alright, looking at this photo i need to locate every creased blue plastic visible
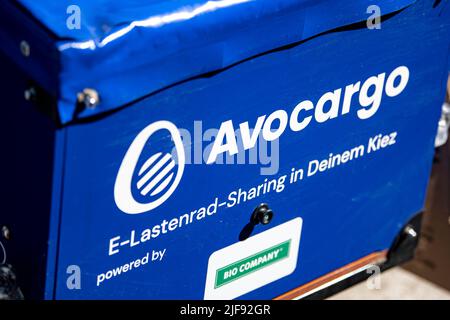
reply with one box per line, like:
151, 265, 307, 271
16, 0, 417, 123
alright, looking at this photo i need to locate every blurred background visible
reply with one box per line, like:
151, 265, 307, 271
332, 78, 450, 300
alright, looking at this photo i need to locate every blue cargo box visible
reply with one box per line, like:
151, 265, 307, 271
0, 0, 449, 299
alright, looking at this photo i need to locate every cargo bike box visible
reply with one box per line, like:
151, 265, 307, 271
0, 0, 449, 299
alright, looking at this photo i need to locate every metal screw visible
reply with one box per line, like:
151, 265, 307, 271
251, 203, 274, 226
24, 87, 37, 102
404, 225, 418, 239
20, 41, 30, 57
77, 88, 100, 110
1, 226, 11, 240
261, 212, 273, 225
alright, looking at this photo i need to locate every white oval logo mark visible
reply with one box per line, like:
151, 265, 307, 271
114, 121, 185, 214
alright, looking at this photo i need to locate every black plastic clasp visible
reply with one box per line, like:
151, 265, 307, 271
239, 203, 274, 241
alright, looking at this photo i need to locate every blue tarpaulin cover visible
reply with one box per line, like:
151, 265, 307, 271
4, 0, 419, 123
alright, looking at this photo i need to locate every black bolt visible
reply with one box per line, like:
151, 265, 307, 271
251, 203, 274, 226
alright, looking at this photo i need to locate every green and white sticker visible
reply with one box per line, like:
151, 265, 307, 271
204, 217, 302, 300
215, 240, 291, 288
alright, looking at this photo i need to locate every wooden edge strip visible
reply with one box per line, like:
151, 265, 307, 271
274, 250, 388, 300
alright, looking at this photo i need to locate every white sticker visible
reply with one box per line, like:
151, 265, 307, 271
204, 217, 302, 300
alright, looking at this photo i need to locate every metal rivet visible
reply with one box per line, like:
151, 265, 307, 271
24, 87, 37, 101
77, 88, 100, 110
251, 203, 274, 226
404, 225, 418, 239
1, 226, 11, 240
261, 212, 273, 225
20, 40, 30, 57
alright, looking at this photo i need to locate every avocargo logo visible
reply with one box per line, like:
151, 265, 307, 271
114, 66, 410, 215
114, 121, 185, 214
